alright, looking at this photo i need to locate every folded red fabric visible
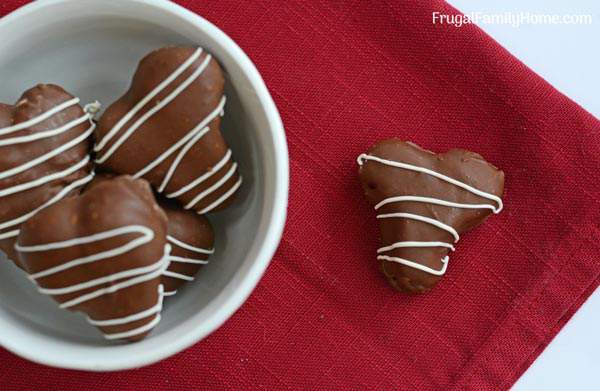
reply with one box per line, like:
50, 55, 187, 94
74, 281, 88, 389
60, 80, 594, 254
1, 1, 599, 390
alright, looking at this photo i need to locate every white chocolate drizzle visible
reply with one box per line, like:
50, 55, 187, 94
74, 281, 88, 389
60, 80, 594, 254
0, 98, 95, 240
94, 47, 241, 213
16, 225, 170, 340
0, 98, 81, 136
167, 235, 214, 255
197, 176, 243, 214
163, 270, 195, 282
168, 255, 209, 265
163, 235, 214, 285
357, 153, 503, 276
87, 284, 165, 341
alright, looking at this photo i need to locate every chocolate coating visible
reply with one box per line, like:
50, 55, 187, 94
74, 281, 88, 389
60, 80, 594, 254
17, 176, 168, 342
358, 139, 504, 293
0, 85, 92, 267
90, 174, 214, 293
160, 198, 214, 294
95, 46, 241, 214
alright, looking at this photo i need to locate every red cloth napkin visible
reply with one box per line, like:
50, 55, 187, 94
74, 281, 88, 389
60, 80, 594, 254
1, 1, 599, 390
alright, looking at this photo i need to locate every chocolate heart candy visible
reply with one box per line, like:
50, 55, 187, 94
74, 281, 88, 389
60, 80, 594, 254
160, 199, 214, 297
358, 139, 504, 293
0, 85, 94, 266
16, 176, 169, 342
94, 46, 242, 215
87, 174, 215, 296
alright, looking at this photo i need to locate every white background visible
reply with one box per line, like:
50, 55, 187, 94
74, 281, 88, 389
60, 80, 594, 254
446, 0, 600, 389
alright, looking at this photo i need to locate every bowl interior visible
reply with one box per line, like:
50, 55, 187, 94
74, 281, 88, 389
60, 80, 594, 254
0, 0, 284, 370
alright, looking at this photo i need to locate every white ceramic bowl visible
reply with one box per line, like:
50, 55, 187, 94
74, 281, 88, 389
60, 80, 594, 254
0, 0, 288, 371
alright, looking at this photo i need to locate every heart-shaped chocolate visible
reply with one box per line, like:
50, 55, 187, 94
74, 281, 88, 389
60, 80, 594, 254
0, 84, 94, 266
160, 199, 214, 297
358, 139, 504, 294
94, 46, 242, 215
16, 176, 169, 342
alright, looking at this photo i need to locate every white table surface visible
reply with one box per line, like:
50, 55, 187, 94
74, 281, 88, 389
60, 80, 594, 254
446, 1, 600, 389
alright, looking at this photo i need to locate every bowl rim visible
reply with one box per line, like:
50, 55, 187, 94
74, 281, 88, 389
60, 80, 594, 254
0, 0, 289, 371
